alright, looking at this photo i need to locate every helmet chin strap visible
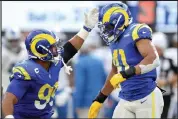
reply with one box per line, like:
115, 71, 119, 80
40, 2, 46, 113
61, 58, 73, 75
50, 55, 73, 75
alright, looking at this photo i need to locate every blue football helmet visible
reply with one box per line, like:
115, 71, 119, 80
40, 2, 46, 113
25, 29, 63, 63
98, 2, 132, 44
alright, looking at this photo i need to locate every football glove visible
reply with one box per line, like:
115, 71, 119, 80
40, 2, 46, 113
110, 73, 126, 89
84, 8, 99, 30
88, 101, 103, 118
110, 66, 136, 88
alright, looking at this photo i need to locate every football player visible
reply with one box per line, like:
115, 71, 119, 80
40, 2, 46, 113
2, 28, 28, 93
88, 3, 164, 118
2, 8, 98, 119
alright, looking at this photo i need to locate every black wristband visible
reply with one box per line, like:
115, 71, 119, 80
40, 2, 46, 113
63, 42, 78, 63
93, 91, 108, 103
120, 66, 136, 79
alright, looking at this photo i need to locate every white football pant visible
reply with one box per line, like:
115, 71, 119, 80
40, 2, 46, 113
112, 87, 164, 118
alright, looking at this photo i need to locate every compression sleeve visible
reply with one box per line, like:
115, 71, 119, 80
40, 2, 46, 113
62, 42, 78, 63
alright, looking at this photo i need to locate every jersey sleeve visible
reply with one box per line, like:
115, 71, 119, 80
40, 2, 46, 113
7, 72, 31, 100
132, 23, 153, 42
9, 66, 31, 81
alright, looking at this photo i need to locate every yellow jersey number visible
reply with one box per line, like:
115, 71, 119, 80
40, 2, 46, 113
112, 49, 129, 71
34, 82, 58, 110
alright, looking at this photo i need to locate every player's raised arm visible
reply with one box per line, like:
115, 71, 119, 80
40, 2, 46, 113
61, 8, 99, 63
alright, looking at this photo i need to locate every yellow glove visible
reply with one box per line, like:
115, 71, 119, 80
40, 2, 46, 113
88, 101, 103, 118
110, 73, 126, 88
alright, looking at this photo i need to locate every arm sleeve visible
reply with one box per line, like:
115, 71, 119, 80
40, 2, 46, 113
132, 24, 152, 43
74, 61, 86, 108
62, 42, 78, 63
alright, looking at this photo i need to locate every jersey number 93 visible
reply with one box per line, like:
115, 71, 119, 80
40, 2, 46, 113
34, 82, 58, 110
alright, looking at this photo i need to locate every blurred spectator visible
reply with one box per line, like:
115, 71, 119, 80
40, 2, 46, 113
103, 88, 120, 118
72, 31, 107, 118
2, 28, 28, 93
167, 33, 178, 118
172, 33, 178, 48
126, 1, 139, 23
152, 32, 177, 118
54, 67, 73, 118
152, 32, 170, 118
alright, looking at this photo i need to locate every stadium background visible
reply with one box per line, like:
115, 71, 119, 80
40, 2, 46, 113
1, 1, 177, 118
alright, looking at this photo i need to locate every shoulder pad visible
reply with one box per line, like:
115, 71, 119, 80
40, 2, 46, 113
10, 60, 36, 81
132, 23, 152, 41
11, 66, 31, 80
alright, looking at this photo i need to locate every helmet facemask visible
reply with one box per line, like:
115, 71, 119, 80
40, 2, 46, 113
98, 22, 115, 44
48, 41, 64, 64
98, 18, 126, 45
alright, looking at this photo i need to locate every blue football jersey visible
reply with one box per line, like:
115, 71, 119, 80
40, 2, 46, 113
109, 23, 157, 101
7, 59, 63, 118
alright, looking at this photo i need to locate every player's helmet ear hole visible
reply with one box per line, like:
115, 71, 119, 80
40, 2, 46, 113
34, 38, 51, 55
36, 45, 48, 54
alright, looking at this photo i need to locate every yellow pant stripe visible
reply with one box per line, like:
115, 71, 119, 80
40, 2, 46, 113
151, 91, 155, 118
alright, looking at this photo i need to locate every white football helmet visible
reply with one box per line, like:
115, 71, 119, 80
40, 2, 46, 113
4, 28, 22, 53
152, 32, 168, 51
